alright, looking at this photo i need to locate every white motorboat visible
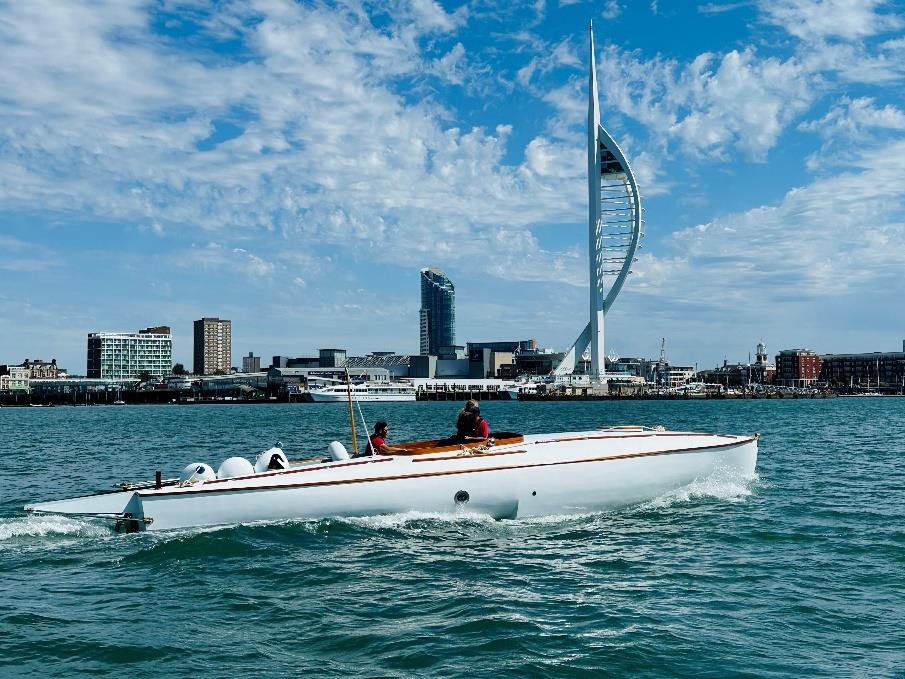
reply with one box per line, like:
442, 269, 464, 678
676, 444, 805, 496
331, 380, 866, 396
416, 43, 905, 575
503, 383, 538, 399
24, 426, 758, 532
309, 381, 416, 402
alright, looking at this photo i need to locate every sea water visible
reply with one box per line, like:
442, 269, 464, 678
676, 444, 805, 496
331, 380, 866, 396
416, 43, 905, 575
1, 399, 903, 677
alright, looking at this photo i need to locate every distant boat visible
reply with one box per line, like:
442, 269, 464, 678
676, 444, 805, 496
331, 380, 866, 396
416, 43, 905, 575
309, 382, 415, 402
503, 383, 537, 399
113, 400, 127, 405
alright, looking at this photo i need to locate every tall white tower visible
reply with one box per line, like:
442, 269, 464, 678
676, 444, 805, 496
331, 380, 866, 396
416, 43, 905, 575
555, 23, 643, 380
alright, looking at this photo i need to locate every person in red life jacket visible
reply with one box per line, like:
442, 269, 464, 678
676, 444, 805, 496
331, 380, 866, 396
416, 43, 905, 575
470, 405, 490, 440
364, 421, 403, 455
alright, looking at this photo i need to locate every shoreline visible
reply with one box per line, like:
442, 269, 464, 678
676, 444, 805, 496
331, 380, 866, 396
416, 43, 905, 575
4, 392, 904, 408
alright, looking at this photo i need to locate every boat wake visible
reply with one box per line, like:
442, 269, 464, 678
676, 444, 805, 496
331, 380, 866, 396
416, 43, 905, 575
0, 514, 109, 544
641, 467, 760, 510
337, 510, 500, 530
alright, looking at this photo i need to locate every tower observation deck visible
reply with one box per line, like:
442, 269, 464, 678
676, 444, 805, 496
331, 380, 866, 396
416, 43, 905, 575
555, 23, 644, 380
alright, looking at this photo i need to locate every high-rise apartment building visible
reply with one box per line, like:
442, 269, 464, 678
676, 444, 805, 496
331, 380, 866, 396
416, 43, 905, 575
419, 268, 455, 355
87, 326, 172, 379
193, 317, 232, 375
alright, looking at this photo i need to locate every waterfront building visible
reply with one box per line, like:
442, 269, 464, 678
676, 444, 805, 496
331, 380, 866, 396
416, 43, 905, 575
467, 340, 537, 354
665, 365, 695, 388
199, 372, 268, 395
468, 347, 515, 379
344, 353, 411, 379
438, 345, 465, 360
775, 349, 822, 387
0, 365, 30, 391
750, 341, 776, 384
516, 349, 566, 376
271, 355, 320, 369
1, 359, 61, 381
556, 24, 643, 381
86, 327, 172, 379
819, 351, 905, 389
30, 377, 138, 394
242, 352, 261, 373
21, 358, 61, 379
193, 317, 231, 375
267, 366, 390, 392
318, 348, 347, 368
419, 268, 455, 355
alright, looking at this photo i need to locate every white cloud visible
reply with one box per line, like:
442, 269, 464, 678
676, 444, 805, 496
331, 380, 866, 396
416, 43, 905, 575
798, 40, 905, 84
392, 0, 468, 35
0, 0, 600, 289
799, 97, 905, 170
632, 138, 905, 311
697, 2, 749, 13
758, 0, 903, 42
601, 1, 621, 20
800, 96, 905, 139
597, 46, 816, 160
516, 38, 581, 88
428, 42, 469, 85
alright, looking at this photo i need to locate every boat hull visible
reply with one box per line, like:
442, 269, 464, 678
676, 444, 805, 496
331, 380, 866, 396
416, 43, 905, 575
26, 430, 757, 531
308, 392, 416, 402
140, 432, 757, 530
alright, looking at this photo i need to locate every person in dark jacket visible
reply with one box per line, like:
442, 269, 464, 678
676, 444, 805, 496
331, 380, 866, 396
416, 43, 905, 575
455, 400, 489, 441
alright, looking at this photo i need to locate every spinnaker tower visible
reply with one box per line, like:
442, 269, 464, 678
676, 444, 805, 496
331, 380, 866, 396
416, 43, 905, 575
555, 22, 643, 381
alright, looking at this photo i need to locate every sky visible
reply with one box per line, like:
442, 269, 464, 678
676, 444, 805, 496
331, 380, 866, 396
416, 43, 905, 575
1, 0, 904, 373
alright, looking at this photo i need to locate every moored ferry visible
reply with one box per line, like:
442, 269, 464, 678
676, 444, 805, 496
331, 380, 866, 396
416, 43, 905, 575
309, 381, 416, 402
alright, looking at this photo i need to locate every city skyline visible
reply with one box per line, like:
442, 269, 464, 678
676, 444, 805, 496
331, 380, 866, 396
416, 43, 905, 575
1, 1, 904, 372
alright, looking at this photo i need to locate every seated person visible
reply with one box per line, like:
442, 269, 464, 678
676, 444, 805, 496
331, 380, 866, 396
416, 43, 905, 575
455, 401, 490, 441
363, 421, 403, 455
455, 399, 479, 440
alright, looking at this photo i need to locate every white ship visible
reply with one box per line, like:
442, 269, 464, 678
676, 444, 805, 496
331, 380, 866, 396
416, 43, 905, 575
24, 427, 758, 532
308, 381, 416, 402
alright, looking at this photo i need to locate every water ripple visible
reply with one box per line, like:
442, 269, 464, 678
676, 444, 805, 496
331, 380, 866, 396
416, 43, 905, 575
2, 400, 904, 676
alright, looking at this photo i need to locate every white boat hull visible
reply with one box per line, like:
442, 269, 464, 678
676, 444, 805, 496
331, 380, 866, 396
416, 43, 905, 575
308, 392, 416, 402
25, 429, 757, 531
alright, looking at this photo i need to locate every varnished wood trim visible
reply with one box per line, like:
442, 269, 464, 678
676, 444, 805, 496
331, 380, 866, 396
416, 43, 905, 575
393, 435, 525, 455
142, 437, 756, 499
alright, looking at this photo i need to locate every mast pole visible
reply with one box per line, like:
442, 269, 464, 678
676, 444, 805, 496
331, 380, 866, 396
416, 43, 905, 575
345, 368, 358, 455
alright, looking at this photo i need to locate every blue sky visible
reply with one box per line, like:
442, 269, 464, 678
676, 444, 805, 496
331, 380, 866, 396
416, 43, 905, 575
1, 0, 904, 373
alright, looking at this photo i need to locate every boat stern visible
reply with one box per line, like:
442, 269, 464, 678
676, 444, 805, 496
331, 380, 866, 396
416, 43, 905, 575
24, 490, 150, 531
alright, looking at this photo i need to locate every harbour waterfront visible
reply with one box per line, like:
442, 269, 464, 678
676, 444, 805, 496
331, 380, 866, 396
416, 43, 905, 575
1, 400, 903, 677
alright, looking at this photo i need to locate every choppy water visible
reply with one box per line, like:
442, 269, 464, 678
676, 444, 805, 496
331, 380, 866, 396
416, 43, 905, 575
1, 399, 903, 677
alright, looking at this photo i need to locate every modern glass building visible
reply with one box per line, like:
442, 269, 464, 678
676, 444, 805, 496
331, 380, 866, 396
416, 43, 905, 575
420, 268, 455, 356
87, 327, 173, 379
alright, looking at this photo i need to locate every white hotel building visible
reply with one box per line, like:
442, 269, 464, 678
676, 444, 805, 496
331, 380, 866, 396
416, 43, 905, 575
87, 327, 173, 379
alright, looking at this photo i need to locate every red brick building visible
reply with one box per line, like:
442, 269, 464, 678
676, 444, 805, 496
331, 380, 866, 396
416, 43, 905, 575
775, 349, 822, 387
